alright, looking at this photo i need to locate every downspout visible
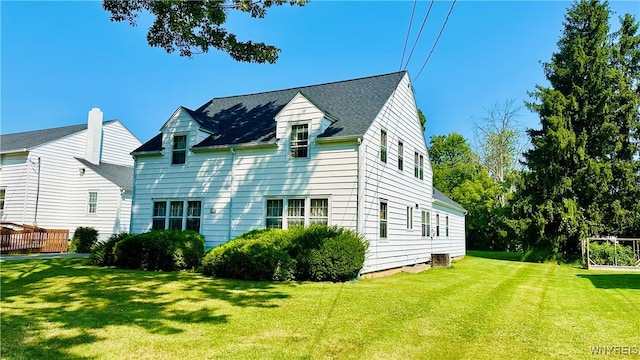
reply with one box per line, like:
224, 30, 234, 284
228, 148, 235, 241
129, 158, 138, 233
356, 137, 362, 234
34, 157, 41, 226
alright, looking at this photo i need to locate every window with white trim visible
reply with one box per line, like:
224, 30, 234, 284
436, 213, 440, 237
152, 200, 202, 232
398, 141, 404, 170
290, 124, 309, 158
287, 199, 305, 227
0, 188, 6, 211
414, 152, 424, 180
172, 135, 187, 165
406, 206, 413, 230
380, 130, 387, 163
310, 199, 329, 225
422, 210, 430, 237
446, 216, 449, 237
265, 197, 329, 229
266, 199, 284, 229
380, 201, 388, 239
87, 191, 98, 214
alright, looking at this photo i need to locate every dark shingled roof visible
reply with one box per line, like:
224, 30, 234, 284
75, 157, 134, 191
0, 120, 118, 154
136, 71, 407, 151
433, 188, 467, 213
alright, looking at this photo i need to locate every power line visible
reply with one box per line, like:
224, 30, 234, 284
402, 0, 435, 71
415, 0, 457, 81
399, 0, 418, 71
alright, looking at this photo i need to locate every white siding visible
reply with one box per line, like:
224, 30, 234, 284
431, 205, 466, 258
360, 73, 435, 273
0, 121, 141, 242
132, 96, 359, 249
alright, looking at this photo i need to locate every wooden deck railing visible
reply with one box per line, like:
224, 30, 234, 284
1, 223, 69, 254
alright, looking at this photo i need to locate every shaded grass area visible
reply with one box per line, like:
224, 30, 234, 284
1, 255, 639, 359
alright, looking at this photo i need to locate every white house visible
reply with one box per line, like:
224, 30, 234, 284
0, 108, 142, 241
130, 71, 465, 274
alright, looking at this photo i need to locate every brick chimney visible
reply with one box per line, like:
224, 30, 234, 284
85, 108, 103, 165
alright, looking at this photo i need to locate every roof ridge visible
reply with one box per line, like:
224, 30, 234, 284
195, 71, 407, 110
1, 119, 118, 137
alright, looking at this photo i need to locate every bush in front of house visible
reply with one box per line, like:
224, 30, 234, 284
89, 230, 205, 271
69, 226, 99, 253
287, 225, 369, 282
89, 232, 132, 266
589, 242, 637, 266
202, 229, 295, 281
202, 225, 368, 282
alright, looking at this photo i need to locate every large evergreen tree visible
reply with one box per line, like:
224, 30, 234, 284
521, 0, 640, 256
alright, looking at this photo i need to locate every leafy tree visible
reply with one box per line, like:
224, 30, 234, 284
473, 99, 524, 206
103, 0, 308, 63
429, 133, 507, 250
520, 0, 640, 257
418, 109, 427, 132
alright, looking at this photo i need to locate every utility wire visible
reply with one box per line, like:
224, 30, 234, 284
415, 0, 457, 81
399, 0, 418, 71
402, 0, 435, 71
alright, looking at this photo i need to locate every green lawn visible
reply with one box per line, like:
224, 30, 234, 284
1, 254, 638, 359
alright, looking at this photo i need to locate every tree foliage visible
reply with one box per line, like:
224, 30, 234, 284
429, 133, 513, 250
473, 100, 524, 207
519, 0, 640, 257
102, 0, 308, 63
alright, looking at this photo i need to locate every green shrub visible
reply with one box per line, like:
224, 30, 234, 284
287, 225, 368, 282
69, 227, 99, 253
89, 232, 132, 266
202, 229, 295, 281
202, 225, 368, 282
589, 242, 637, 266
113, 230, 205, 271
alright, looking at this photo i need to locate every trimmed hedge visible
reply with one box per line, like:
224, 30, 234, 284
202, 225, 369, 282
69, 227, 99, 253
89, 230, 205, 271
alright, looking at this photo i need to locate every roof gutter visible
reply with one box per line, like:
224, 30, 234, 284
0, 149, 30, 156
433, 200, 468, 215
191, 142, 277, 153
315, 135, 361, 144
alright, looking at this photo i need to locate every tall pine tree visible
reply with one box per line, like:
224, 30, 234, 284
521, 0, 640, 256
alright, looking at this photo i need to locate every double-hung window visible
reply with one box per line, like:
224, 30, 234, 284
414, 152, 424, 180
87, 191, 98, 214
422, 210, 430, 237
0, 188, 5, 211
380, 130, 387, 163
290, 124, 309, 158
406, 206, 413, 230
398, 141, 404, 170
152, 200, 202, 232
436, 213, 440, 237
172, 135, 187, 165
310, 199, 329, 225
265, 197, 328, 229
380, 201, 388, 239
446, 216, 449, 237
287, 199, 305, 227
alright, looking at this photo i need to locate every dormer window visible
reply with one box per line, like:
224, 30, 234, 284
290, 124, 309, 158
172, 135, 187, 165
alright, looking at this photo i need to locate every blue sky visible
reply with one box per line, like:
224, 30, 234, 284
2, 1, 639, 147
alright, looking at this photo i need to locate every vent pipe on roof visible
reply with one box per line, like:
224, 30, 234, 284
85, 108, 103, 165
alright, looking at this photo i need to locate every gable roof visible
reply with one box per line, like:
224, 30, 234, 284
0, 120, 117, 154
75, 157, 134, 191
135, 71, 407, 152
433, 188, 467, 214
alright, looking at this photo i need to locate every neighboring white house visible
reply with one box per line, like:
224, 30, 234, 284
0, 108, 142, 241
130, 71, 466, 274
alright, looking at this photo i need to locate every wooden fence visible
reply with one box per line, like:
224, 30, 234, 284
0, 223, 69, 254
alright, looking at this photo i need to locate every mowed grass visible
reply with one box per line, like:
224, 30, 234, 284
1, 253, 639, 360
